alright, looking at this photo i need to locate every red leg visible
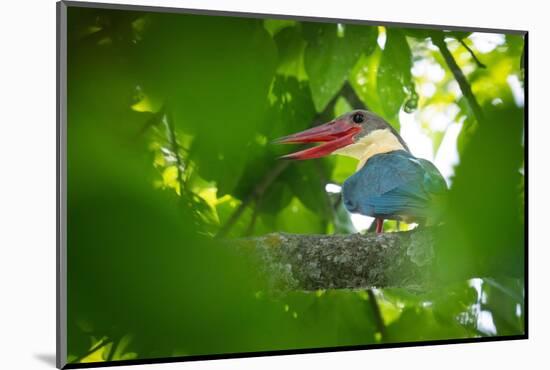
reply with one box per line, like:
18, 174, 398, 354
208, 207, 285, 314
375, 218, 384, 233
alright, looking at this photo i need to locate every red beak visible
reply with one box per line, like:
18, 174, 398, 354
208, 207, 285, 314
274, 119, 362, 160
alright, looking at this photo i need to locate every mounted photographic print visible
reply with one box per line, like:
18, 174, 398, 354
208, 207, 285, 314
57, 1, 527, 368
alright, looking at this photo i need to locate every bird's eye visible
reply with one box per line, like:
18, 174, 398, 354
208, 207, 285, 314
352, 113, 365, 124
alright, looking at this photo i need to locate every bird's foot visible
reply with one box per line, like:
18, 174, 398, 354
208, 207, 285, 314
375, 218, 384, 233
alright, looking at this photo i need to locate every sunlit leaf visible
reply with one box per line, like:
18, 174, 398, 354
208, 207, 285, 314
304, 23, 377, 112
377, 29, 414, 119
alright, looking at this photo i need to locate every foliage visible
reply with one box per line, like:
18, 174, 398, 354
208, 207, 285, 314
66, 7, 525, 364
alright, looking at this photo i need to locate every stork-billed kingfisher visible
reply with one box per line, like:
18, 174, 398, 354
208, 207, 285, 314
275, 110, 447, 233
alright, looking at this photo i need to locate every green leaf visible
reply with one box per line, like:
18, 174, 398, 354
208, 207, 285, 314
264, 19, 297, 36
334, 96, 353, 117
262, 75, 318, 152
274, 25, 308, 80
385, 308, 467, 342
481, 278, 524, 335
260, 197, 325, 234
349, 49, 385, 122
377, 29, 413, 119
402, 28, 432, 40
438, 104, 524, 281
260, 179, 294, 215
284, 161, 330, 217
304, 23, 377, 112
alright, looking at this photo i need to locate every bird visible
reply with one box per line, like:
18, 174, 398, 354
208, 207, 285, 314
275, 109, 447, 233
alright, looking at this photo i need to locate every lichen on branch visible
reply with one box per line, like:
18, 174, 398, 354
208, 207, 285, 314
235, 228, 436, 292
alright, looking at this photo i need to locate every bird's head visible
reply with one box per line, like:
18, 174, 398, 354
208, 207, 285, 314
275, 110, 409, 169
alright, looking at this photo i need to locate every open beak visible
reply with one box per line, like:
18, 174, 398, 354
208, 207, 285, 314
274, 119, 362, 160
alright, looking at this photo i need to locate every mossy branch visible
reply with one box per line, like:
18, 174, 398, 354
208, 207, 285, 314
235, 228, 435, 291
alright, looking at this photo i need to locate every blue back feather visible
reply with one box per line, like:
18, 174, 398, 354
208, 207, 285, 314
342, 150, 447, 221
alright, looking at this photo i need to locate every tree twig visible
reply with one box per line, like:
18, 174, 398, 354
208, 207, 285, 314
432, 34, 485, 124
459, 39, 487, 69
163, 109, 186, 195
134, 109, 163, 139
341, 81, 369, 110
244, 197, 261, 237
216, 160, 289, 238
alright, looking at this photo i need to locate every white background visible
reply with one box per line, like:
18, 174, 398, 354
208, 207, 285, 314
0, 0, 547, 369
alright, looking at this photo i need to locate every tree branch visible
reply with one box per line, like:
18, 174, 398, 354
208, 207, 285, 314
164, 109, 186, 195
459, 39, 487, 69
432, 34, 485, 124
244, 197, 261, 237
236, 228, 435, 291
216, 160, 289, 238
341, 81, 368, 110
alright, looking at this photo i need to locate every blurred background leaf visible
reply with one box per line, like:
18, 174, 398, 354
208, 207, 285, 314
377, 29, 417, 126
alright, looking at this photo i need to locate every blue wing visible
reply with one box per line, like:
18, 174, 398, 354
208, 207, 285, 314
342, 150, 447, 221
